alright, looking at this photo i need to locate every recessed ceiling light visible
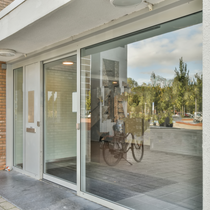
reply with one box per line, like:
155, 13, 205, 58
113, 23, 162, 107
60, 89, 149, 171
63, 61, 74, 65
0, 49, 16, 57
110, 0, 142, 7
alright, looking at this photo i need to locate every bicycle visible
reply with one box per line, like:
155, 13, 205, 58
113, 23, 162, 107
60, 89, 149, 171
100, 123, 144, 166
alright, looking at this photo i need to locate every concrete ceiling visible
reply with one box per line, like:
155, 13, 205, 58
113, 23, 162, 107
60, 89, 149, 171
0, 0, 166, 62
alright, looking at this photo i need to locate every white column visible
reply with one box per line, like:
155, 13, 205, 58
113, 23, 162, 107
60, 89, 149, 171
203, 1, 210, 209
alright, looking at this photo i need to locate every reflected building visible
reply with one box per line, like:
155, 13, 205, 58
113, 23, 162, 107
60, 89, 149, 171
81, 55, 91, 116
84, 47, 128, 163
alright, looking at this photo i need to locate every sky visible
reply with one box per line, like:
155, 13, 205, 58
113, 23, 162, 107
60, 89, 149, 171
127, 23, 202, 86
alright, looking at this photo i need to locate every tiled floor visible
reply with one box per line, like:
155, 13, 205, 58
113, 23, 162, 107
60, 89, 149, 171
87, 143, 201, 210
1, 139, 202, 210
43, 144, 202, 210
0, 196, 20, 210
0, 171, 110, 210
100, 145, 202, 210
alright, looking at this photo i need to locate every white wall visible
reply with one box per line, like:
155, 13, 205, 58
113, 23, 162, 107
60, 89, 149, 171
203, 0, 210, 209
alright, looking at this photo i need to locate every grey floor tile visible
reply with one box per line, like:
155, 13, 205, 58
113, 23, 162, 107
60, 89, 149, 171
0, 143, 203, 210
0, 171, 108, 210
134, 195, 177, 209
131, 201, 164, 210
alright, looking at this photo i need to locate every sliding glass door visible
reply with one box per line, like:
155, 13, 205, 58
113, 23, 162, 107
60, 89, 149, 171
43, 55, 77, 184
80, 12, 203, 210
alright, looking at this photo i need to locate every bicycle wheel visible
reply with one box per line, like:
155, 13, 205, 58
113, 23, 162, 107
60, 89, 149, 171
132, 141, 144, 162
103, 141, 122, 166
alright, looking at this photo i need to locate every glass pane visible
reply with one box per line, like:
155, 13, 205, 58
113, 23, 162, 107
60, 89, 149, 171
44, 55, 77, 184
28, 91, 34, 123
14, 67, 23, 169
81, 13, 202, 209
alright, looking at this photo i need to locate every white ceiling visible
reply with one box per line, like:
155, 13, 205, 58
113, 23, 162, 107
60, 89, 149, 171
0, 0, 166, 62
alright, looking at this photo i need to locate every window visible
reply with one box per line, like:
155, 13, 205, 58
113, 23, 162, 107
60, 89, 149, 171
81, 12, 203, 210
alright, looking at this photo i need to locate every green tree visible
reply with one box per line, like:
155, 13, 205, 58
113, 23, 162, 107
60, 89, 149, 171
172, 57, 189, 115
127, 83, 153, 119
127, 77, 138, 90
194, 73, 203, 112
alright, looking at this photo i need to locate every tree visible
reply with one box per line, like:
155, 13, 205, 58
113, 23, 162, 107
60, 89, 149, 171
194, 73, 203, 112
127, 77, 138, 89
126, 57, 202, 124
172, 57, 189, 115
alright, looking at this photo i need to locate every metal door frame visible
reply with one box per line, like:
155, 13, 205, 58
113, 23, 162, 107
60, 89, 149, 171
42, 52, 77, 191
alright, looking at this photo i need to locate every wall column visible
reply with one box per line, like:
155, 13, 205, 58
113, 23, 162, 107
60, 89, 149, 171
203, 1, 210, 209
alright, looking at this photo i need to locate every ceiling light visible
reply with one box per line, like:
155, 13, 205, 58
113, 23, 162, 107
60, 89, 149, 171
110, 0, 142, 7
62, 61, 74, 65
113, 81, 118, 84
0, 49, 16, 57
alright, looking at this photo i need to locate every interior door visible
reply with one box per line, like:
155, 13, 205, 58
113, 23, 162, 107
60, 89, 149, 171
25, 63, 41, 176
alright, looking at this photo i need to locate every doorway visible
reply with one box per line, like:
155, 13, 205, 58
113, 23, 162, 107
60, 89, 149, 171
43, 55, 77, 188
13, 63, 41, 178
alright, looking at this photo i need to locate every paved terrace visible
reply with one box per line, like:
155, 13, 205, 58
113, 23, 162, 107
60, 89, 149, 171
0, 143, 202, 210
44, 144, 202, 210
0, 171, 109, 210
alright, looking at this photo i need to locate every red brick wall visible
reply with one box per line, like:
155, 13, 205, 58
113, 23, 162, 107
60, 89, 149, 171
0, 62, 6, 170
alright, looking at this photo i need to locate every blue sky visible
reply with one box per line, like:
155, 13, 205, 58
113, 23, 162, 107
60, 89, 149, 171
127, 23, 202, 85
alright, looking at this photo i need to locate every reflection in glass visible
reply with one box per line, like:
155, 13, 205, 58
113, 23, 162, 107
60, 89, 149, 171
28, 91, 34, 123
14, 67, 23, 169
81, 13, 202, 210
44, 55, 77, 184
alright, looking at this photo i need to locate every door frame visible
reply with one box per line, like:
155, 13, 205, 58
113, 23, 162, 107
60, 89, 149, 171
12, 63, 43, 179
42, 52, 78, 191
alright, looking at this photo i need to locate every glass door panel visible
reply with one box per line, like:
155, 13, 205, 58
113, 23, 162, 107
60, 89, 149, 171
44, 55, 77, 184
14, 67, 23, 169
80, 13, 203, 210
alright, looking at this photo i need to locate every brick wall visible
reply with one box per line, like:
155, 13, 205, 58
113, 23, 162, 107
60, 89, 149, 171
0, 62, 6, 170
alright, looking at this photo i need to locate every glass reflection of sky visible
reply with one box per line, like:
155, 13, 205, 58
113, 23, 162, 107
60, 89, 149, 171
127, 23, 202, 85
